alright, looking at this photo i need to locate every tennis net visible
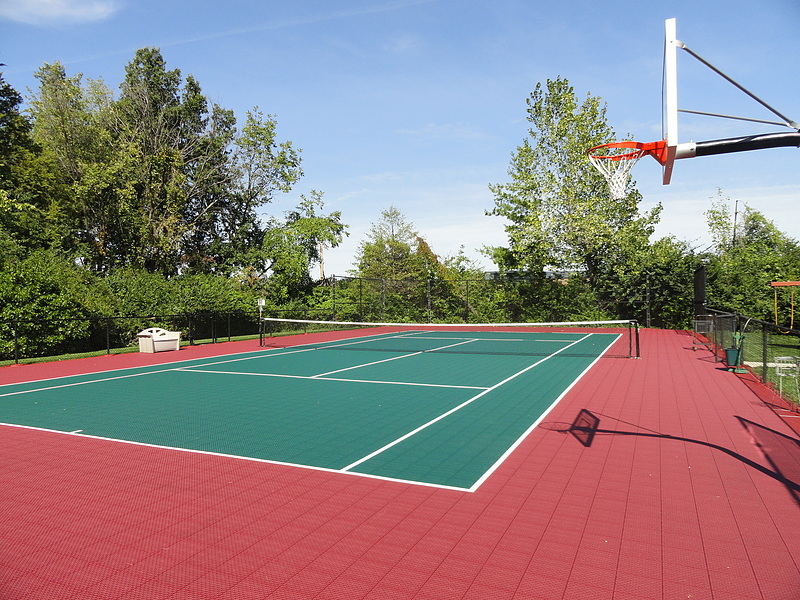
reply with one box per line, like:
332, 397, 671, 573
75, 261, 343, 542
259, 317, 640, 359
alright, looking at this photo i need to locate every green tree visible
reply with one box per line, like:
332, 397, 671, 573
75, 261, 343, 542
28, 62, 138, 269
207, 108, 304, 273
349, 206, 454, 321
0, 70, 61, 258
0, 71, 34, 186
115, 48, 239, 274
0, 250, 114, 358
353, 206, 426, 281
26, 50, 305, 276
487, 77, 660, 281
705, 194, 800, 319
593, 233, 696, 328
246, 191, 347, 302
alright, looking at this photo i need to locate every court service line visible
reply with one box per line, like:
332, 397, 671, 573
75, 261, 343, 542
189, 331, 427, 371
311, 338, 480, 378
340, 333, 592, 473
175, 368, 488, 390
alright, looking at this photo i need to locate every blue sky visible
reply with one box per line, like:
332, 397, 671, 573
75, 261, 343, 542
2, 0, 799, 275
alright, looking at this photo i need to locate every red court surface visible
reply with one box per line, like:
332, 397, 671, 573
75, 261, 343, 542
1, 328, 799, 599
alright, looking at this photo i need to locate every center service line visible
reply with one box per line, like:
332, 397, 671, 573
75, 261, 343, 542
340, 334, 591, 472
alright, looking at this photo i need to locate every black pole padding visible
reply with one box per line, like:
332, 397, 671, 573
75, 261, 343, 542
693, 264, 707, 319
694, 132, 800, 157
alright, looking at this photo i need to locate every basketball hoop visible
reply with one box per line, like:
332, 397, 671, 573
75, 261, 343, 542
587, 140, 668, 200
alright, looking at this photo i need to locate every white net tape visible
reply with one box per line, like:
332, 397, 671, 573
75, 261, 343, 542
588, 146, 645, 200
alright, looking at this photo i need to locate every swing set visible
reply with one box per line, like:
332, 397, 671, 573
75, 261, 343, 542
771, 281, 800, 332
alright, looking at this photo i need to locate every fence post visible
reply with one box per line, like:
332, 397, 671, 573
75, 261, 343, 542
761, 322, 769, 383
465, 280, 470, 322
106, 317, 112, 354
427, 279, 432, 323
12, 318, 19, 365
381, 279, 386, 320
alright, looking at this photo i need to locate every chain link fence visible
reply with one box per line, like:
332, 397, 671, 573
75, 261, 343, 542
0, 311, 263, 366
313, 274, 631, 324
697, 309, 800, 408
2, 274, 658, 366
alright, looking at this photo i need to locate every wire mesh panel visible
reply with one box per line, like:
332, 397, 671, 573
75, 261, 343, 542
711, 312, 738, 362
774, 356, 800, 398
692, 315, 714, 352
706, 309, 800, 407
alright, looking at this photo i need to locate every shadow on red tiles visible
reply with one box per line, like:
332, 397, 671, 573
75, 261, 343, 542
540, 409, 800, 508
738, 417, 800, 506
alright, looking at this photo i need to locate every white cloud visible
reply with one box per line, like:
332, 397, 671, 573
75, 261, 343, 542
0, 0, 120, 25
398, 122, 489, 141
382, 33, 424, 55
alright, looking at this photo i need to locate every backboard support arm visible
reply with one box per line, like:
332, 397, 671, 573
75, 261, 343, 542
676, 40, 800, 131
673, 132, 800, 160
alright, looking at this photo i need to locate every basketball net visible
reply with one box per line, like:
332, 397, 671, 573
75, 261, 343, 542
587, 143, 646, 200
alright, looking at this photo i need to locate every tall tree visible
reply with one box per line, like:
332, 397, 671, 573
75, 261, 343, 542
28, 62, 137, 268
704, 192, 800, 319
27, 50, 304, 276
0, 70, 55, 258
0, 71, 34, 185
353, 206, 428, 281
115, 48, 238, 274
487, 77, 660, 280
214, 108, 303, 271
245, 191, 347, 300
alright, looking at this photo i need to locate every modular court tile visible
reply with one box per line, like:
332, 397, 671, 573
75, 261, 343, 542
0, 328, 799, 599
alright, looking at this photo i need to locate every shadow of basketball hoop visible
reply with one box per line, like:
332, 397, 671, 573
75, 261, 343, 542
541, 408, 800, 507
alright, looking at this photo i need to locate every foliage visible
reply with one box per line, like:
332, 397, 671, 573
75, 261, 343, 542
5, 56, 800, 352
704, 193, 800, 321
250, 191, 347, 302
347, 206, 464, 321
22, 51, 305, 276
0, 251, 114, 356
0, 71, 35, 191
0, 71, 61, 256
354, 206, 423, 280
487, 77, 661, 280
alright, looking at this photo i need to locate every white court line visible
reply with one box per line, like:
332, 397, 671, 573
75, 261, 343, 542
340, 333, 592, 472
175, 368, 488, 390
0, 331, 434, 398
2, 332, 620, 493
0, 422, 470, 492
311, 338, 480, 378
0, 346, 326, 399
0, 345, 309, 390
408, 335, 580, 343
466, 333, 620, 492
0, 328, 588, 398
0, 368, 184, 399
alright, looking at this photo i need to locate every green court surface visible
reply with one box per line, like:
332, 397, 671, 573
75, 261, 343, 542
0, 329, 620, 491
